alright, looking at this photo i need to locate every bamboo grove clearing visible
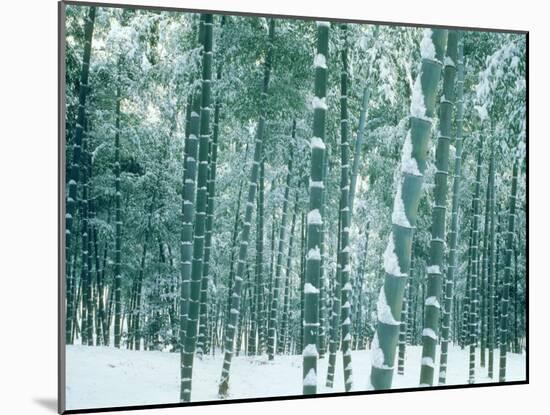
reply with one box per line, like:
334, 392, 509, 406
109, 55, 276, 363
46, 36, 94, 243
63, 4, 526, 408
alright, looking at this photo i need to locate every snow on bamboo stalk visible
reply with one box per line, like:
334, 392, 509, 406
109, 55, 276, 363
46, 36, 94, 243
218, 19, 275, 398
499, 161, 519, 382
469, 140, 483, 384
369, 28, 447, 391
66, 6, 96, 345
303, 21, 329, 395
438, 32, 465, 385
419, 30, 456, 387
181, 14, 213, 402
268, 142, 294, 360
338, 23, 353, 391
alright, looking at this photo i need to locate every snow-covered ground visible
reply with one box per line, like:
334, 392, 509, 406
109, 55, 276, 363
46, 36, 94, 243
65, 345, 526, 410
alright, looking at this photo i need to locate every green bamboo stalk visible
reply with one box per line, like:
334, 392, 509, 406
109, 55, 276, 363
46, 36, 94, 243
469, 140, 484, 384
181, 13, 214, 402
303, 21, 330, 395
113, 78, 123, 349
218, 19, 275, 398
281, 192, 298, 354
268, 134, 294, 359
487, 145, 496, 378
66, 6, 96, 345
499, 161, 519, 382
480, 141, 494, 369
79, 129, 91, 346
419, 29, 457, 387
256, 161, 266, 354
397, 279, 408, 374
353, 225, 369, 350
438, 32, 464, 384
318, 150, 330, 358
326, 194, 341, 388
338, 23, 353, 391
197, 17, 225, 358
369, 29, 447, 391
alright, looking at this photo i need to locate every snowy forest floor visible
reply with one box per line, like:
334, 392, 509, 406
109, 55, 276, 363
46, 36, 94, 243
66, 345, 526, 410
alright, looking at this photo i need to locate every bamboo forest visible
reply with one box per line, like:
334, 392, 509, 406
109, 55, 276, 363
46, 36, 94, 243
62, 3, 527, 410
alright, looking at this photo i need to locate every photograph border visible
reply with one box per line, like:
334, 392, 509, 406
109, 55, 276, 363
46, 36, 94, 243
58, 1, 529, 413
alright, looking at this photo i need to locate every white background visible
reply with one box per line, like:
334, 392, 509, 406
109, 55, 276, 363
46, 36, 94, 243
0, 0, 542, 414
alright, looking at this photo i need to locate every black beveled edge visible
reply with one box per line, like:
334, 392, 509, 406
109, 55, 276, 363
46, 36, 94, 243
61, 0, 529, 34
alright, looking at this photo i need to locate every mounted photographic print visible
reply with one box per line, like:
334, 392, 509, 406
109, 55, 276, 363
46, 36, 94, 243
58, 1, 528, 413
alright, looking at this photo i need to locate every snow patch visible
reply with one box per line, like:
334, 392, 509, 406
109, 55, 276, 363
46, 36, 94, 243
377, 287, 400, 325
303, 344, 319, 358
422, 357, 435, 368
314, 53, 327, 69
444, 56, 455, 67
371, 333, 393, 370
392, 184, 411, 228
304, 283, 320, 294
401, 131, 421, 176
310, 180, 324, 189
307, 247, 321, 261
425, 296, 441, 308
303, 368, 317, 386
312, 97, 328, 110
307, 209, 323, 225
410, 75, 427, 119
426, 265, 441, 274
383, 233, 407, 277
420, 29, 436, 60
422, 328, 438, 340
310, 137, 326, 151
